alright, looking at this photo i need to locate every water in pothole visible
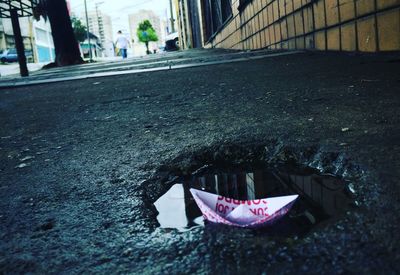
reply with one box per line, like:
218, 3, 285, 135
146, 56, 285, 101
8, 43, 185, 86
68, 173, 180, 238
154, 164, 355, 234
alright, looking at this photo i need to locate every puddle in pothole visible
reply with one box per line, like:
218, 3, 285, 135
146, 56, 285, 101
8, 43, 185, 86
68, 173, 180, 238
154, 164, 355, 234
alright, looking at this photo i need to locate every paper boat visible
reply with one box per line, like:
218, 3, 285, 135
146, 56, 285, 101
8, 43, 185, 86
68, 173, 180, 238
190, 188, 298, 228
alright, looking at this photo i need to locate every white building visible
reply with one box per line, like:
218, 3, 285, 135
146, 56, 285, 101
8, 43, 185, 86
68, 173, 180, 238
87, 9, 114, 57
32, 18, 55, 63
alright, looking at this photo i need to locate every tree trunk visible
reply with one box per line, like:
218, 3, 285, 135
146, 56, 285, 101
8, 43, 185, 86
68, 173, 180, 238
45, 0, 83, 66
145, 41, 150, 55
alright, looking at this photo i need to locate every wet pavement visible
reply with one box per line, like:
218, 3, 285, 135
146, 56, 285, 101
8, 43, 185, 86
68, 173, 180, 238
0, 49, 400, 273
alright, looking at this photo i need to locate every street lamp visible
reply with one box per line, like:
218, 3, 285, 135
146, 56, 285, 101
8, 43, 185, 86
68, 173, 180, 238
169, 0, 175, 33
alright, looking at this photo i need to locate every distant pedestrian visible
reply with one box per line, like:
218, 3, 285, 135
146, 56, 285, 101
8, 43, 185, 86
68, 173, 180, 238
115, 30, 130, 59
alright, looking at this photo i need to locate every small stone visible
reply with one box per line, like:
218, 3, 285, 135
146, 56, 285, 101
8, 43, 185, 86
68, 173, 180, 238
341, 127, 350, 132
15, 163, 29, 168
20, 156, 34, 162
122, 248, 133, 257
347, 183, 356, 194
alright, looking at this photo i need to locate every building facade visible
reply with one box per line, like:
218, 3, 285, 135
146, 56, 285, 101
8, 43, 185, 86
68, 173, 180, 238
0, 16, 54, 63
32, 18, 55, 63
81, 32, 102, 59
0, 17, 34, 54
87, 9, 114, 57
176, 0, 400, 52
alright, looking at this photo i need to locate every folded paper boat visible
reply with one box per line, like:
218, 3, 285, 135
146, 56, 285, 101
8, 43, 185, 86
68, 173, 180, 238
190, 188, 298, 228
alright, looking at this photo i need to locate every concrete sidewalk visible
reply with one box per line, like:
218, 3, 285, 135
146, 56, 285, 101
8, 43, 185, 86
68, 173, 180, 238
0, 62, 45, 77
0, 49, 299, 88
0, 50, 399, 274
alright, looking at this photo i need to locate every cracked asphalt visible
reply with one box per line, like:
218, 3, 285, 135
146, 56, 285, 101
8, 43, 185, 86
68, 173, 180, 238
0, 50, 400, 274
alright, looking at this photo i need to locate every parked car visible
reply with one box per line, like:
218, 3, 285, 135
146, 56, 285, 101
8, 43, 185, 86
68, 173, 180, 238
0, 49, 33, 63
165, 32, 179, 51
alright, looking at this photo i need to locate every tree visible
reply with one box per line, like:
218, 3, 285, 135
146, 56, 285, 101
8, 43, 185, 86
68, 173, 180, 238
137, 20, 158, 54
36, 0, 83, 66
71, 17, 87, 43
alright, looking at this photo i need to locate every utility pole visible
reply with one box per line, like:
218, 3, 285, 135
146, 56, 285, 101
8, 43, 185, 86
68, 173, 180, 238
84, 0, 93, 62
28, 17, 37, 63
169, 0, 175, 33
10, 9, 28, 77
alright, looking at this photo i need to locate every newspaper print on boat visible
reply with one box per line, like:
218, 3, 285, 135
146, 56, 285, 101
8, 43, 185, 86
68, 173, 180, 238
190, 188, 298, 228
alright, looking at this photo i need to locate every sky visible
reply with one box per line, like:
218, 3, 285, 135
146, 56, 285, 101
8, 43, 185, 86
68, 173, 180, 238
68, 0, 171, 38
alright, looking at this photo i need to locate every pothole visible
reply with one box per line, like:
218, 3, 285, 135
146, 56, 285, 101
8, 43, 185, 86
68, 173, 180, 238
154, 163, 356, 235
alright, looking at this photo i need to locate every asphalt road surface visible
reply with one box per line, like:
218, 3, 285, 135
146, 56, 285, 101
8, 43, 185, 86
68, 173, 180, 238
1, 50, 400, 274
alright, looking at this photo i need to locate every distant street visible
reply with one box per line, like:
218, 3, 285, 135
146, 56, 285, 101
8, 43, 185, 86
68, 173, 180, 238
1, 50, 400, 273
0, 49, 299, 87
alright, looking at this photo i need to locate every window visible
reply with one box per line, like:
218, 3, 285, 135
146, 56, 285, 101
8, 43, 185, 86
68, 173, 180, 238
35, 28, 48, 43
202, 0, 213, 40
221, 0, 233, 20
201, 0, 232, 41
238, 0, 252, 11
211, 1, 223, 34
